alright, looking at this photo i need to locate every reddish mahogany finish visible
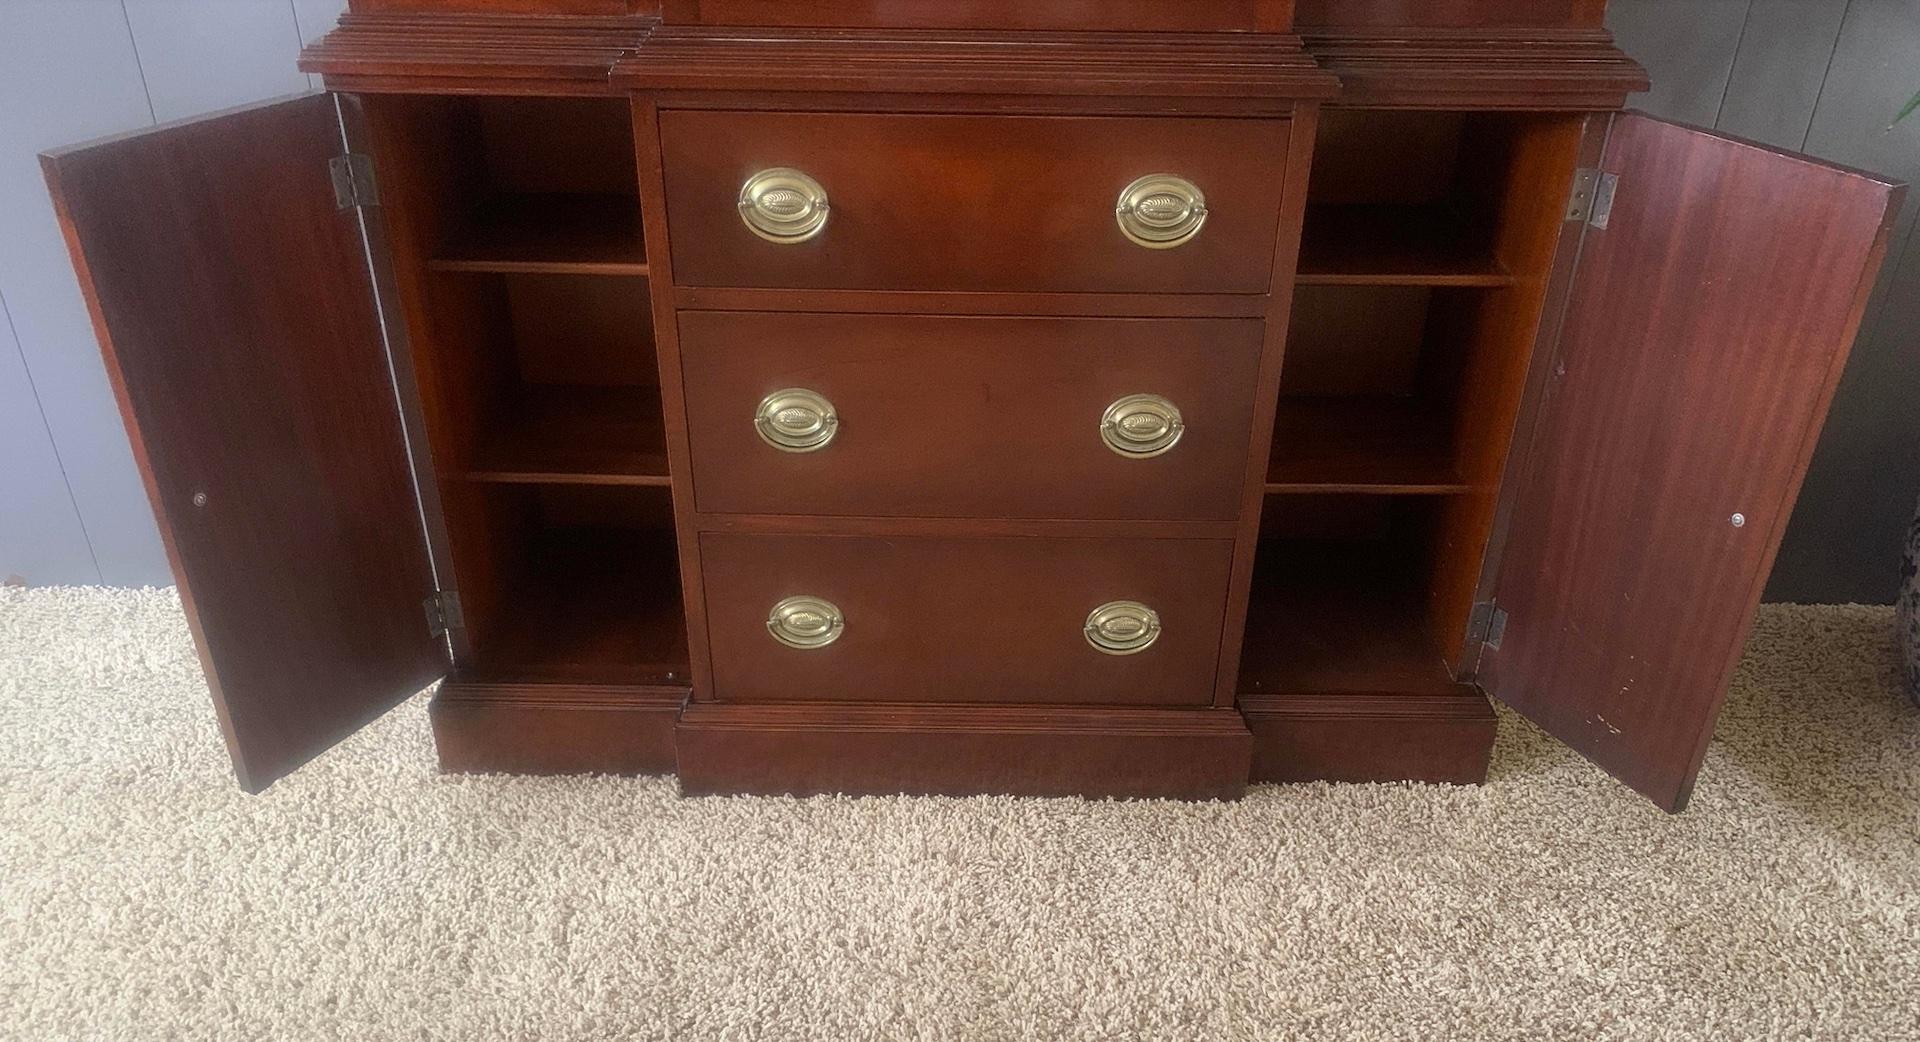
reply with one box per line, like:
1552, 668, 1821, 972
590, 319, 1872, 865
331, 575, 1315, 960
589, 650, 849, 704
1482, 115, 1905, 812
699, 533, 1236, 705
1241, 692, 1497, 784
1294, 0, 1606, 28
658, 111, 1293, 293
617, 26, 1335, 102
432, 681, 683, 774
659, 1, 1294, 31
678, 312, 1264, 521
37, 1, 1903, 809
676, 703, 1252, 799
42, 95, 446, 792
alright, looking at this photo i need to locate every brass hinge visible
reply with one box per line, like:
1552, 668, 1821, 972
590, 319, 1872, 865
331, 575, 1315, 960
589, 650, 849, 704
424, 590, 464, 638
1469, 600, 1509, 652
330, 153, 380, 210
1566, 168, 1619, 230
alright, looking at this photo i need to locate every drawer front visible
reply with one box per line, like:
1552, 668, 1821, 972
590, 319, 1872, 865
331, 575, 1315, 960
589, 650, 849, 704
659, 111, 1291, 293
701, 533, 1234, 705
680, 312, 1263, 520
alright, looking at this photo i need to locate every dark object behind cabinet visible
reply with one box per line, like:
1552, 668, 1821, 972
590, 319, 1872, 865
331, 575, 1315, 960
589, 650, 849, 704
41, 0, 1904, 812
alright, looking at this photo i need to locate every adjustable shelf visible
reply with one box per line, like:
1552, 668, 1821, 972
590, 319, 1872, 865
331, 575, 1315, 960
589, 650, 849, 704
1251, 106, 1590, 684
430, 193, 649, 277
1266, 396, 1470, 495
359, 92, 683, 694
1296, 204, 1520, 287
467, 385, 670, 487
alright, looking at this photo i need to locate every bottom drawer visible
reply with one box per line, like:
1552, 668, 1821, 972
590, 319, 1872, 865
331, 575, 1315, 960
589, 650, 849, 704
701, 533, 1234, 705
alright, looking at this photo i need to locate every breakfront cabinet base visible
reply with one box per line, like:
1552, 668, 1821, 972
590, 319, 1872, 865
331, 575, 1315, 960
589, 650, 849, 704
430, 680, 683, 776
675, 703, 1254, 799
426, 692, 1499, 794
1242, 692, 1498, 785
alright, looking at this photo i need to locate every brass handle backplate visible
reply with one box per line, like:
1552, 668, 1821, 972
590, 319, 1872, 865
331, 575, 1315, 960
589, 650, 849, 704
1085, 601, 1162, 656
739, 167, 830, 243
1115, 174, 1208, 249
1101, 393, 1185, 459
768, 596, 845, 650
755, 388, 838, 453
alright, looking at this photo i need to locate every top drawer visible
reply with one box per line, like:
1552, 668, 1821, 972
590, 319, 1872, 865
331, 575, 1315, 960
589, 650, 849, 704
658, 111, 1292, 294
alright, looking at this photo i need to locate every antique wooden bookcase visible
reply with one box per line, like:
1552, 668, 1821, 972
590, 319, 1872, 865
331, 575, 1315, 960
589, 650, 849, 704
43, 0, 1904, 812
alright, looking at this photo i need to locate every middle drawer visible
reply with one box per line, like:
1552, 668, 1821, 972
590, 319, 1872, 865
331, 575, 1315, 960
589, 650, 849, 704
679, 312, 1264, 520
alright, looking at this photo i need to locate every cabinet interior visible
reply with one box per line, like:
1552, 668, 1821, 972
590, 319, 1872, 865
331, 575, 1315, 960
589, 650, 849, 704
1244, 108, 1587, 695
364, 93, 686, 685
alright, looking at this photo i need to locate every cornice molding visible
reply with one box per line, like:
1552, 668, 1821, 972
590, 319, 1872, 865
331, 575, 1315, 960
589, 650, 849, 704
299, 13, 1646, 112
1302, 27, 1648, 109
612, 26, 1340, 99
299, 12, 656, 95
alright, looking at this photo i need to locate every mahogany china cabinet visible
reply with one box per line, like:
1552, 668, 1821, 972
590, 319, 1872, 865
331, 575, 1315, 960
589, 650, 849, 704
43, 0, 1904, 812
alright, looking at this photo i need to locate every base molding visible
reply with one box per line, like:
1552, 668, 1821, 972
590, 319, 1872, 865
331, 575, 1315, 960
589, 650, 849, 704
429, 679, 686, 776
675, 702, 1254, 799
427, 684, 1495, 793
1240, 690, 1498, 785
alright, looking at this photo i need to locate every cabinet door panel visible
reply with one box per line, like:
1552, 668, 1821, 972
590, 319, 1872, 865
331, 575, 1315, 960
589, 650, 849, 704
1484, 113, 1904, 812
42, 93, 444, 792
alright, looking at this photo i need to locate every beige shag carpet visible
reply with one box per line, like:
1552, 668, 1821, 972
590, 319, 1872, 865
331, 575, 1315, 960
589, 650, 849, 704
2, 588, 1918, 1041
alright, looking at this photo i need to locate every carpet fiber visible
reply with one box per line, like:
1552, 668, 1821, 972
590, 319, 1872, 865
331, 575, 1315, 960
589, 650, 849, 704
2, 588, 1917, 1041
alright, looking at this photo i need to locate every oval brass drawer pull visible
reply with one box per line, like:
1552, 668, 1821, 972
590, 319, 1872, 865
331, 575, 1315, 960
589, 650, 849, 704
1116, 174, 1207, 249
1085, 600, 1162, 655
739, 168, 830, 243
1101, 393, 1185, 458
755, 388, 839, 453
767, 595, 845, 650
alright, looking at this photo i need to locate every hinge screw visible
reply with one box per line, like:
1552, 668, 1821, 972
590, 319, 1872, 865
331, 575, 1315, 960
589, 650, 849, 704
1730, 513, 1746, 528
191, 491, 208, 508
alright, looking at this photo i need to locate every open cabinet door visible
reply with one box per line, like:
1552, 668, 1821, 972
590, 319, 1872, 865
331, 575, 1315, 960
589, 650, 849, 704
1481, 113, 1905, 812
43, 93, 447, 792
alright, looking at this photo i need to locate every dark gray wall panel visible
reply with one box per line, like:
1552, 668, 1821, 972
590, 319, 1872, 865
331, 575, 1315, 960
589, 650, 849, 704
1716, 0, 1850, 149
1606, 0, 1753, 127
1765, 0, 1920, 603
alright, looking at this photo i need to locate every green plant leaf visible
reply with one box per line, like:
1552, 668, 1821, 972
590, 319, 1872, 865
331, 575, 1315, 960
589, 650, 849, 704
1899, 90, 1920, 126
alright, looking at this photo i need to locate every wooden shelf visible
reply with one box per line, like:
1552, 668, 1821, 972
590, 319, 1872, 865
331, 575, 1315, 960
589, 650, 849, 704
1297, 204, 1519, 287
470, 527, 688, 687
431, 194, 647, 276
468, 385, 670, 487
1266, 397, 1471, 495
1237, 539, 1464, 698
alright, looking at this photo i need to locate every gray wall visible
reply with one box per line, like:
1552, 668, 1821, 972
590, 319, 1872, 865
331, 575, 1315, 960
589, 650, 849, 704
2, 0, 1917, 602
0, 0, 344, 586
